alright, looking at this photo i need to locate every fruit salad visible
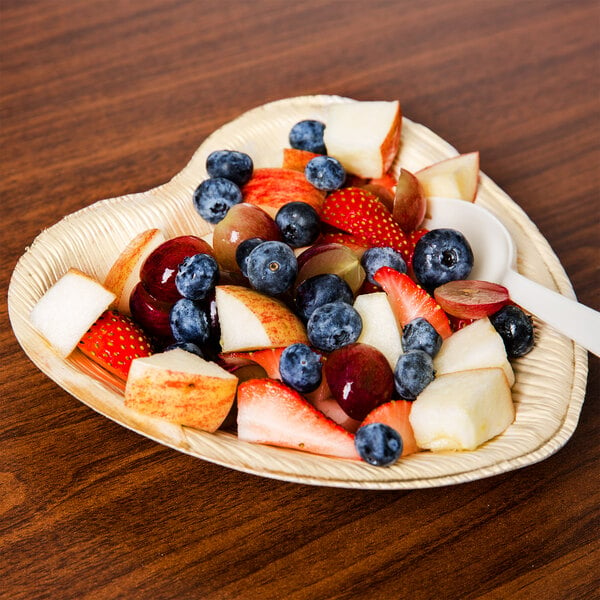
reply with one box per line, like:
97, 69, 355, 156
29, 99, 535, 468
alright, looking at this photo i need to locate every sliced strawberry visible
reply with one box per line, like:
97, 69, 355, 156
241, 167, 326, 218
409, 228, 429, 247
318, 231, 370, 255
448, 314, 477, 332
361, 400, 419, 456
321, 187, 413, 262
219, 348, 284, 379
373, 267, 452, 339
282, 148, 321, 171
237, 378, 360, 460
78, 310, 153, 380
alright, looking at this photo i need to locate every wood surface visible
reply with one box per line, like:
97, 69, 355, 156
1, 1, 598, 598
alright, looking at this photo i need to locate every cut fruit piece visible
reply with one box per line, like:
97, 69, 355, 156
241, 167, 326, 219
323, 100, 402, 178
318, 231, 370, 255
415, 152, 480, 202
29, 268, 116, 358
282, 147, 321, 171
361, 400, 419, 456
409, 368, 514, 451
353, 292, 403, 369
104, 228, 166, 315
434, 280, 510, 319
373, 267, 452, 339
219, 347, 284, 379
78, 309, 153, 380
434, 317, 515, 386
215, 285, 308, 352
237, 378, 360, 460
296, 242, 366, 294
308, 394, 361, 433
124, 348, 238, 432
393, 168, 427, 232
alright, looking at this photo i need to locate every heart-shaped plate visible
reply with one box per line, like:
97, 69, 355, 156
8, 95, 588, 489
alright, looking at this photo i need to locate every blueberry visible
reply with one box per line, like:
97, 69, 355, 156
305, 156, 346, 191
289, 119, 327, 154
295, 273, 354, 322
279, 343, 322, 393
355, 423, 403, 467
175, 253, 219, 301
412, 228, 474, 291
402, 317, 442, 357
164, 342, 204, 357
206, 150, 253, 186
307, 301, 362, 352
246, 240, 298, 295
170, 298, 210, 345
490, 305, 535, 358
235, 237, 265, 277
394, 350, 435, 400
275, 201, 321, 248
193, 177, 242, 224
361, 246, 407, 285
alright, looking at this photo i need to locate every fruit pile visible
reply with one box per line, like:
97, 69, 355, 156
29, 99, 535, 467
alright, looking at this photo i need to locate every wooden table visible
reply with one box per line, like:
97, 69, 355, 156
2, 1, 598, 598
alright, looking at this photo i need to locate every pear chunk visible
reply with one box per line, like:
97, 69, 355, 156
409, 368, 514, 451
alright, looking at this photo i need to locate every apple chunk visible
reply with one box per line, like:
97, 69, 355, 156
409, 368, 514, 451
104, 228, 166, 315
29, 268, 116, 357
353, 292, 403, 369
215, 285, 308, 352
434, 317, 515, 386
323, 100, 401, 178
124, 348, 238, 431
415, 152, 479, 202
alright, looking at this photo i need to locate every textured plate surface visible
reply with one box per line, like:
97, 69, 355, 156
8, 95, 588, 489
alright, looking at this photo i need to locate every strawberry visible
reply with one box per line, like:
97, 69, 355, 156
318, 231, 370, 254
219, 347, 284, 379
321, 187, 413, 262
373, 267, 452, 339
361, 400, 419, 456
78, 310, 153, 380
237, 378, 360, 460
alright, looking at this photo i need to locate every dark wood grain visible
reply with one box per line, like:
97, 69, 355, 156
2, 1, 599, 598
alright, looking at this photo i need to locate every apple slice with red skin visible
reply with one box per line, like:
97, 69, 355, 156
393, 168, 427, 232
434, 280, 510, 319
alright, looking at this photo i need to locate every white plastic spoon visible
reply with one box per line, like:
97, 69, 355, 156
424, 197, 600, 357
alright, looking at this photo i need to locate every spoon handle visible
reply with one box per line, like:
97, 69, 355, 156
502, 269, 600, 357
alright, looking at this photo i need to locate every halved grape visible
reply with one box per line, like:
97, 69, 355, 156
434, 280, 509, 319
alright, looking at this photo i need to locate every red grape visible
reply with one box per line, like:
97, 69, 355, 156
129, 281, 174, 341
140, 236, 214, 302
324, 343, 394, 421
434, 279, 509, 319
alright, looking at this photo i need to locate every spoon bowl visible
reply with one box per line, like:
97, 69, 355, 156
425, 197, 600, 356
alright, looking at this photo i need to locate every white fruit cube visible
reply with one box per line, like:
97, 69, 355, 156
354, 292, 403, 369
415, 152, 480, 202
29, 268, 116, 357
409, 368, 514, 451
125, 348, 238, 432
434, 317, 514, 386
323, 100, 401, 178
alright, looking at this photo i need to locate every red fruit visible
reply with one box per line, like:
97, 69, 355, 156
409, 228, 429, 247
78, 310, 153, 380
361, 400, 419, 457
241, 168, 326, 218
373, 267, 452, 339
129, 281, 174, 341
318, 231, 370, 255
237, 379, 360, 460
359, 172, 397, 209
434, 280, 510, 319
448, 315, 477, 332
219, 347, 284, 380
321, 187, 413, 262
140, 236, 215, 303
324, 343, 394, 421
282, 148, 321, 171
392, 168, 427, 232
